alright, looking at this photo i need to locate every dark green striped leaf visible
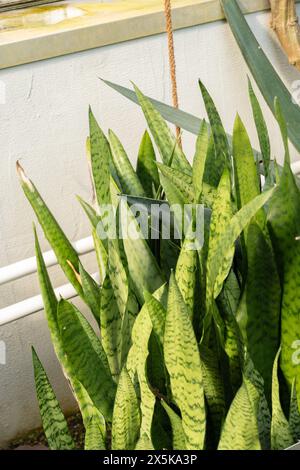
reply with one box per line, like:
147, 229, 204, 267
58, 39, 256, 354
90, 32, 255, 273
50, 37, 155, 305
133, 84, 191, 175
271, 350, 294, 450
112, 368, 140, 450
17, 163, 82, 298
32, 348, 75, 450
84, 418, 106, 450
248, 78, 270, 177
164, 273, 205, 450
89, 107, 111, 207
57, 300, 116, 421
109, 129, 146, 197
136, 131, 159, 198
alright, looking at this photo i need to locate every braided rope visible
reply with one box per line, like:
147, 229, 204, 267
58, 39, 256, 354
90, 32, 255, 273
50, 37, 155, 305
163, 0, 182, 146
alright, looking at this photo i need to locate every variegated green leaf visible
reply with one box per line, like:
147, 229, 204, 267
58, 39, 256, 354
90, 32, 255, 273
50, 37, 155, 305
77, 195, 101, 231
218, 376, 261, 450
92, 228, 108, 283
199, 344, 226, 446
119, 197, 164, 304
244, 357, 271, 450
267, 102, 300, 391
112, 368, 140, 450
100, 275, 122, 380
161, 401, 186, 450
108, 237, 128, 318
175, 223, 198, 318
193, 120, 209, 201
206, 168, 233, 306
136, 130, 159, 198
84, 418, 106, 450
34, 228, 104, 427
89, 107, 111, 207
199, 80, 230, 185
120, 291, 139, 367
127, 304, 155, 441
232, 114, 261, 215
135, 434, 154, 450
57, 300, 116, 421
144, 290, 166, 345
73, 300, 111, 376
207, 188, 274, 301
245, 222, 281, 399
271, 350, 294, 450
17, 163, 82, 298
133, 84, 191, 175
109, 129, 146, 197
157, 163, 194, 203
164, 273, 205, 450
127, 285, 166, 439
79, 262, 101, 323
248, 79, 270, 177
289, 378, 300, 442
217, 281, 243, 395
32, 348, 75, 450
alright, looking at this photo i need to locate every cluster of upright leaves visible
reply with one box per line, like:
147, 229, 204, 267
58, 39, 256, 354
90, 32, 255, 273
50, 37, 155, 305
19, 78, 300, 450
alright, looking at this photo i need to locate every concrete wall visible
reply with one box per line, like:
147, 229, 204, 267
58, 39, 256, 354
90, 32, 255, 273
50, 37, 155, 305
1, 7, 300, 446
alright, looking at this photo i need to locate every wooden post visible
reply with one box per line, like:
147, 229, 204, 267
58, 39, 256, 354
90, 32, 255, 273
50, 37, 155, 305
270, 0, 300, 70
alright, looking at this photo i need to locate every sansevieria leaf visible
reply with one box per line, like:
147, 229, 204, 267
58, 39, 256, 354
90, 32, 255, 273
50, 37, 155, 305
79, 262, 101, 324
164, 273, 206, 450
161, 401, 186, 450
207, 188, 274, 301
175, 222, 198, 319
89, 107, 111, 207
133, 84, 191, 175
17, 162, 82, 298
127, 304, 155, 441
34, 228, 105, 428
199, 344, 226, 447
267, 101, 300, 392
289, 378, 300, 442
119, 197, 164, 303
108, 237, 128, 318
100, 275, 122, 380
112, 368, 140, 450
193, 120, 209, 201
218, 376, 261, 450
57, 300, 116, 421
248, 79, 270, 178
84, 418, 106, 450
206, 168, 233, 307
232, 114, 280, 398
109, 129, 146, 197
32, 348, 75, 450
144, 290, 166, 346
136, 131, 159, 198
199, 80, 230, 185
271, 350, 294, 450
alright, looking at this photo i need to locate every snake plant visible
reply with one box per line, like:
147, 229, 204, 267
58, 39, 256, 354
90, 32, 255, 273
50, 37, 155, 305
18, 80, 300, 450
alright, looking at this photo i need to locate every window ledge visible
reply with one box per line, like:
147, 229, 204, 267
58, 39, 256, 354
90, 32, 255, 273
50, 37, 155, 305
0, 0, 284, 70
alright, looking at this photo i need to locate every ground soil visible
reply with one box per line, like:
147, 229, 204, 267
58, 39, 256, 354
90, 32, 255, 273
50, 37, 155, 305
4, 413, 85, 450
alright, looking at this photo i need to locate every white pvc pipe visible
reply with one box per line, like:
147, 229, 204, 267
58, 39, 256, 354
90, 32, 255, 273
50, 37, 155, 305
0, 236, 94, 286
0, 272, 99, 326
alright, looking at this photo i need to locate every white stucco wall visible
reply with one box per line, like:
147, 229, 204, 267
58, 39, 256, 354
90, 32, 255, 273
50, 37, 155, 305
1, 7, 300, 447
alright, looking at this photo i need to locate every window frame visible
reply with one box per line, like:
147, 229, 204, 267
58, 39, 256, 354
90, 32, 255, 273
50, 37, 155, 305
0, 0, 61, 13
